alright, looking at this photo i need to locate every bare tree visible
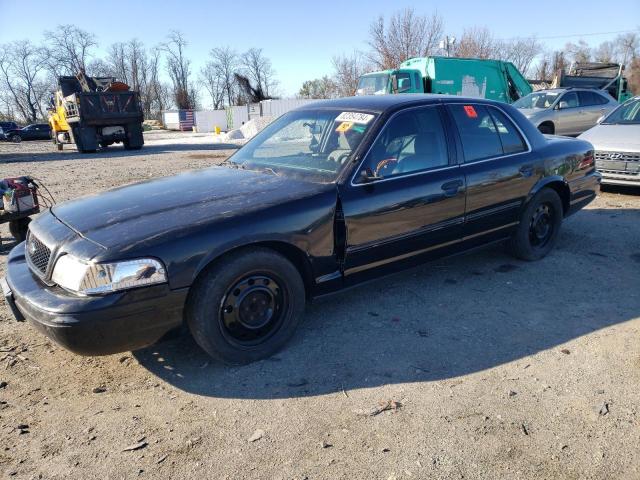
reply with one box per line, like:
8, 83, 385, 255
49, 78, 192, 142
199, 61, 226, 109
43, 25, 97, 76
368, 8, 443, 69
500, 38, 543, 75
455, 27, 498, 59
616, 32, 639, 66
0, 41, 49, 122
564, 40, 591, 64
160, 31, 194, 109
298, 77, 337, 99
240, 48, 278, 97
208, 46, 239, 107
332, 52, 369, 97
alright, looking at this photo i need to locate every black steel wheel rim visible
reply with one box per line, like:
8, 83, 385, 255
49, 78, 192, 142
529, 203, 554, 247
219, 274, 286, 347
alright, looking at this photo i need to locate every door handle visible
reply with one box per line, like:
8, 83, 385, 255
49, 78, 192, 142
441, 180, 463, 196
519, 165, 534, 177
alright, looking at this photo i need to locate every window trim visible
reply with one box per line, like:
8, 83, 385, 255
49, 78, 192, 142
349, 104, 456, 187
446, 103, 532, 165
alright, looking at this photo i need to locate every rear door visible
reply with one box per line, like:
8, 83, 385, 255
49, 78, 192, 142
447, 103, 537, 240
577, 91, 609, 130
339, 104, 466, 277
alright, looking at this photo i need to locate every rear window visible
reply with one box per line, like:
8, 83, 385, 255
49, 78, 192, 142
450, 104, 527, 162
487, 107, 527, 154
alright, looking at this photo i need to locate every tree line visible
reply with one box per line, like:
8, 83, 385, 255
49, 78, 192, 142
0, 27, 278, 123
299, 8, 640, 99
1, 12, 638, 123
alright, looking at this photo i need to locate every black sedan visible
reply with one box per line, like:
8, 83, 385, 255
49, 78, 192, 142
4, 123, 51, 142
2, 95, 601, 364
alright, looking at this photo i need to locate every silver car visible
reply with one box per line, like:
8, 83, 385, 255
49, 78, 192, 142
514, 88, 618, 136
578, 96, 640, 187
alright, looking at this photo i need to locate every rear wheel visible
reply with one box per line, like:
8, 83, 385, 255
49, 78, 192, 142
186, 247, 305, 364
508, 188, 563, 261
10, 134, 21, 143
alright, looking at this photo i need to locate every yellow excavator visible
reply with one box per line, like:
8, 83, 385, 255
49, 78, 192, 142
48, 70, 144, 153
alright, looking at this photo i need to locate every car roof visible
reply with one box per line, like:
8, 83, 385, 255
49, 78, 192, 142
297, 94, 505, 113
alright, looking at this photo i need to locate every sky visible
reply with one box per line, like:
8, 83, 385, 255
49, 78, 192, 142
1, 0, 639, 99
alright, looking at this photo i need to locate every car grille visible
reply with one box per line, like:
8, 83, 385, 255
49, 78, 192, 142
595, 151, 640, 174
26, 231, 52, 275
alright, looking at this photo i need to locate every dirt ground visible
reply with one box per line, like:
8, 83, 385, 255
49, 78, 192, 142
0, 133, 639, 480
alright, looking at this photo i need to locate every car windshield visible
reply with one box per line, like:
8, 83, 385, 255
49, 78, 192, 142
227, 109, 378, 183
356, 74, 390, 95
513, 91, 560, 109
602, 98, 640, 125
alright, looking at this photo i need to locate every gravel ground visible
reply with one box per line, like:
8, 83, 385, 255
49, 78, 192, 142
0, 133, 639, 479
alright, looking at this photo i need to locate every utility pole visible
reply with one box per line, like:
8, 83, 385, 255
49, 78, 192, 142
439, 36, 456, 57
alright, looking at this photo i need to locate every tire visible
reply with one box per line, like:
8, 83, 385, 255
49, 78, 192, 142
9, 218, 30, 242
186, 247, 306, 365
538, 123, 554, 135
10, 134, 21, 143
56, 143, 63, 151
508, 188, 563, 261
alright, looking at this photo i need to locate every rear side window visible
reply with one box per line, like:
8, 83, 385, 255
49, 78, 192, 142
488, 107, 527, 154
449, 104, 527, 161
449, 104, 503, 162
578, 91, 599, 106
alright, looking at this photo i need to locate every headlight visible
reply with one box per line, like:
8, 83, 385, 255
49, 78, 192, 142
51, 255, 167, 295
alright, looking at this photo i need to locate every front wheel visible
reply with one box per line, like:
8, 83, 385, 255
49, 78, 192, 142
186, 247, 306, 364
10, 134, 21, 143
508, 188, 563, 261
9, 218, 31, 242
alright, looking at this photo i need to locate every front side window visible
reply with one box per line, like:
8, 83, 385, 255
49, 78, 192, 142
229, 109, 377, 183
396, 72, 413, 93
559, 92, 579, 108
358, 106, 449, 180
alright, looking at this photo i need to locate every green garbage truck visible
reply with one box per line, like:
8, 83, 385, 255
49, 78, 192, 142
356, 56, 533, 103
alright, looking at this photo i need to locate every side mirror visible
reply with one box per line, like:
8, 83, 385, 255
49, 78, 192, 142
558, 101, 569, 110
596, 115, 605, 124
391, 74, 398, 94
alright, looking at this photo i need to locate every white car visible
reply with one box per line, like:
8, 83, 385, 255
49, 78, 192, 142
579, 96, 640, 187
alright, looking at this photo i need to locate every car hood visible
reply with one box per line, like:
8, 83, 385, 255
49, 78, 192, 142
578, 124, 640, 151
51, 166, 333, 251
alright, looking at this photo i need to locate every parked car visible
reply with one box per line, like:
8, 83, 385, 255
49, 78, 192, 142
4, 123, 51, 143
513, 88, 617, 136
579, 96, 640, 186
0, 121, 19, 140
2, 95, 601, 364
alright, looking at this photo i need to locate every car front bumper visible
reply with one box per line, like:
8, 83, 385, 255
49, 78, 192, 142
2, 243, 187, 355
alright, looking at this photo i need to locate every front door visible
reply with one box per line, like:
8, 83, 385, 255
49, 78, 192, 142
555, 92, 581, 135
339, 105, 466, 277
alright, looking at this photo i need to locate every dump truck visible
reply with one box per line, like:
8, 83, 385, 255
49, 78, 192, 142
356, 56, 533, 103
552, 62, 632, 103
48, 71, 144, 153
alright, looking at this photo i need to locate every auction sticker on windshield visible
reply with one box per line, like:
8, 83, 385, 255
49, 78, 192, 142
336, 112, 375, 124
